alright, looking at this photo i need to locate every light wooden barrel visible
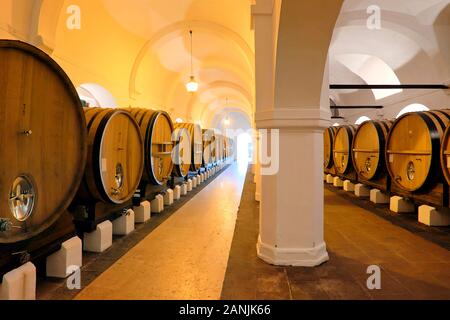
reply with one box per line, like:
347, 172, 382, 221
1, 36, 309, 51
333, 125, 357, 175
77, 108, 144, 204
352, 120, 393, 180
0, 40, 87, 243
203, 129, 216, 166
129, 108, 174, 185
172, 125, 191, 178
224, 137, 230, 159
175, 123, 203, 171
216, 134, 224, 161
440, 124, 450, 185
386, 110, 450, 192
324, 126, 338, 170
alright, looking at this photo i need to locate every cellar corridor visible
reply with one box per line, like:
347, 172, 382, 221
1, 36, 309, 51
221, 170, 450, 300
74, 163, 246, 300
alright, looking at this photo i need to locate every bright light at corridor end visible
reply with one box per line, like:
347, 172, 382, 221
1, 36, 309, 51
186, 76, 199, 93
175, 118, 183, 123
237, 133, 252, 175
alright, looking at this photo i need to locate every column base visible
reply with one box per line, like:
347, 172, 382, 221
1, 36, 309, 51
257, 237, 329, 267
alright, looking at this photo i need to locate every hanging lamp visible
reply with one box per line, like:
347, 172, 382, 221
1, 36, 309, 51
186, 30, 199, 93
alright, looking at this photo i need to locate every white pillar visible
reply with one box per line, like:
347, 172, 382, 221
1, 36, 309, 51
254, 133, 262, 202
257, 127, 329, 266
252, 0, 342, 267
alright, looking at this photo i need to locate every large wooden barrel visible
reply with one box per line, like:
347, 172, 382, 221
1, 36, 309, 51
0, 40, 87, 243
352, 120, 393, 180
203, 129, 216, 166
172, 125, 191, 178
175, 123, 203, 171
333, 125, 357, 175
324, 126, 338, 170
216, 134, 224, 162
77, 108, 144, 204
386, 110, 450, 192
129, 108, 174, 185
440, 124, 450, 185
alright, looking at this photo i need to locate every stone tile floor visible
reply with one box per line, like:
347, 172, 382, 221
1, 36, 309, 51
221, 171, 450, 300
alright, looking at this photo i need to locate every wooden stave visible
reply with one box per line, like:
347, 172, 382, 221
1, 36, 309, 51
172, 125, 191, 178
324, 126, 338, 169
440, 122, 450, 185
176, 123, 203, 171
203, 129, 216, 166
352, 120, 392, 181
78, 108, 144, 204
333, 125, 357, 175
129, 108, 174, 185
386, 110, 450, 192
0, 40, 87, 243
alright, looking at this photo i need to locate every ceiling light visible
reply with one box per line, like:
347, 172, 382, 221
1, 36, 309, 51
186, 30, 198, 93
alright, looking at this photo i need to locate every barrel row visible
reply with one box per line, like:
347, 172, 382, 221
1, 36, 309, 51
324, 109, 450, 194
0, 40, 233, 245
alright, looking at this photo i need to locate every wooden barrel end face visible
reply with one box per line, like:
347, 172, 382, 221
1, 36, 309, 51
0, 40, 87, 243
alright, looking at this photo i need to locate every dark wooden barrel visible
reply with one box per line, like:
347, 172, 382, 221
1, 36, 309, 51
172, 125, 191, 178
352, 120, 393, 181
129, 108, 174, 185
203, 129, 217, 166
77, 108, 144, 204
324, 126, 338, 170
175, 123, 203, 171
333, 125, 357, 175
0, 40, 87, 243
386, 110, 450, 192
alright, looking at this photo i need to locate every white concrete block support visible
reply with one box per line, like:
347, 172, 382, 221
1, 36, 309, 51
151, 195, 164, 213
354, 184, 370, 197
192, 177, 198, 188
180, 184, 188, 196
326, 174, 334, 184
0, 262, 36, 300
418, 205, 450, 226
390, 196, 414, 213
343, 180, 355, 192
257, 128, 329, 267
164, 189, 174, 206
112, 210, 135, 235
333, 177, 343, 188
370, 189, 390, 204
134, 201, 151, 223
83, 220, 113, 253
46, 237, 82, 279
174, 185, 181, 200
187, 179, 193, 192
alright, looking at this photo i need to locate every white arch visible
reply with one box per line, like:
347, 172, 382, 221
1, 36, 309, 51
355, 116, 371, 125
77, 83, 117, 108
335, 54, 403, 100
396, 103, 430, 118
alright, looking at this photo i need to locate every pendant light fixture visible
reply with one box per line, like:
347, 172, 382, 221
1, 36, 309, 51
186, 30, 199, 93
